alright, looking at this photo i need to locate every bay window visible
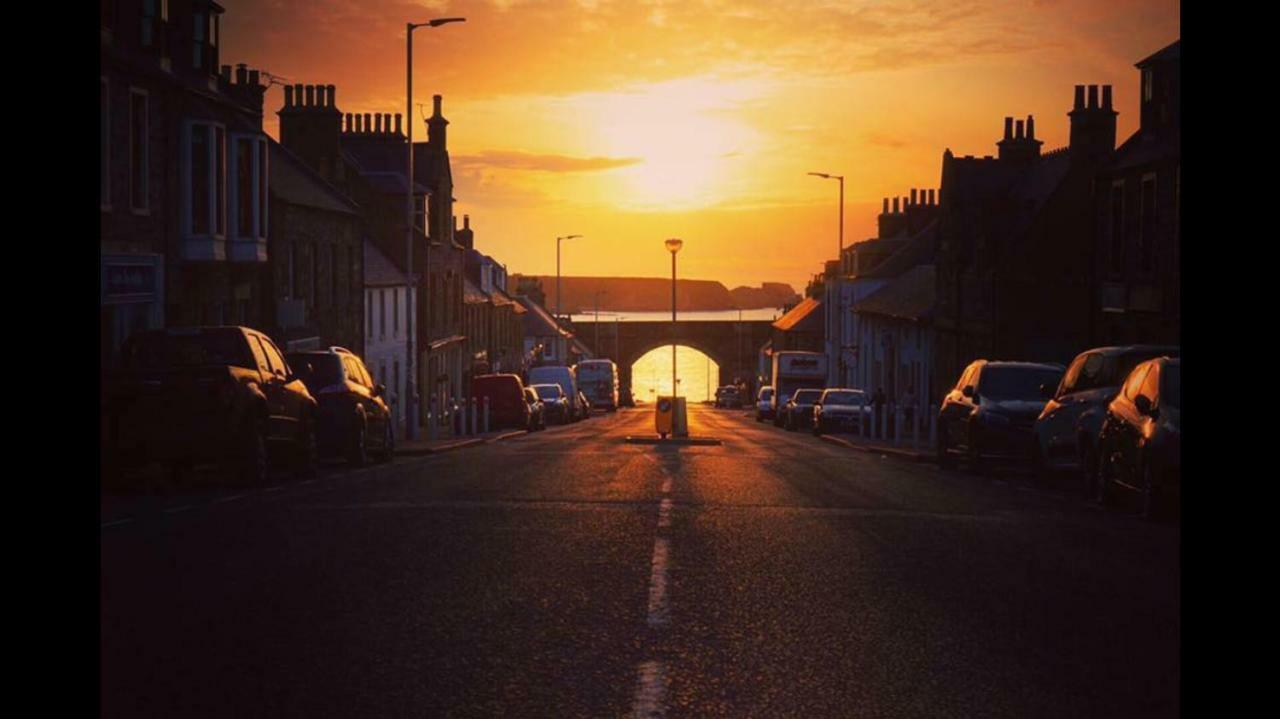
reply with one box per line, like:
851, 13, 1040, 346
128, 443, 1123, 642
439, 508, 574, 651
182, 120, 226, 259
228, 134, 268, 261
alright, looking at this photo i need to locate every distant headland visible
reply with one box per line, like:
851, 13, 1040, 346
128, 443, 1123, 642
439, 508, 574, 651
507, 275, 800, 313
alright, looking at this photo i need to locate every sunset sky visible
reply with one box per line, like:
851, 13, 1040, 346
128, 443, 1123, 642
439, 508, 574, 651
224, 0, 1179, 294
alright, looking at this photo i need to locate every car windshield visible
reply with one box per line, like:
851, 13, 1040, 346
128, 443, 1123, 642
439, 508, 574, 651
792, 389, 823, 404
124, 330, 252, 370
823, 391, 867, 406
534, 384, 562, 400
287, 354, 343, 388
1108, 350, 1173, 386
979, 366, 1062, 400
1161, 365, 1180, 408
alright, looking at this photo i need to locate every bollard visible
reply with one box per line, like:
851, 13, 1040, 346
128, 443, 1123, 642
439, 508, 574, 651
470, 397, 478, 436
893, 404, 903, 447
483, 397, 491, 433
869, 404, 877, 440
427, 411, 436, 441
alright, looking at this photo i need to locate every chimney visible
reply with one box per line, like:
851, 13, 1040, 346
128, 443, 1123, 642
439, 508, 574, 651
910, 189, 918, 206
1074, 85, 1085, 110
928, 189, 936, 205
892, 197, 900, 213
427, 94, 449, 149
394, 113, 403, 136
284, 85, 294, 107
248, 70, 260, 87
327, 85, 336, 108
277, 80, 344, 181
464, 215, 470, 230
1003, 117, 1013, 140
363, 113, 371, 134
304, 84, 315, 107
882, 197, 889, 214
1069, 83, 1117, 165
1016, 119, 1025, 139
344, 113, 353, 132
375, 113, 383, 134
235, 64, 248, 85
220, 64, 233, 84
1026, 115, 1035, 140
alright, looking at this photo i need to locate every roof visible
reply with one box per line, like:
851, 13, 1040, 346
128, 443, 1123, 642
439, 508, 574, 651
515, 295, 570, 338
463, 277, 488, 305
858, 221, 938, 280
1109, 129, 1179, 172
359, 172, 432, 196
364, 241, 409, 287
1136, 39, 1179, 68
268, 140, 360, 216
772, 297, 823, 332
852, 264, 936, 322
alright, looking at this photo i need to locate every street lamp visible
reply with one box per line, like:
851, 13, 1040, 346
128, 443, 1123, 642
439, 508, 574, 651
556, 234, 582, 325
405, 15, 465, 440
665, 238, 683, 397
808, 172, 845, 259
593, 290, 608, 354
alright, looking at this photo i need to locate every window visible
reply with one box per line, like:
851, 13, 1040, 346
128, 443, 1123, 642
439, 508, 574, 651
1058, 355, 1086, 397
260, 337, 289, 378
193, 12, 205, 68
1139, 174, 1157, 275
186, 122, 226, 236
259, 139, 269, 234
101, 78, 111, 209
380, 289, 387, 337
129, 89, 149, 212
236, 139, 252, 235
192, 11, 218, 71
247, 335, 271, 375
1109, 181, 1124, 275
230, 135, 267, 241
1142, 69, 1153, 102
140, 0, 168, 51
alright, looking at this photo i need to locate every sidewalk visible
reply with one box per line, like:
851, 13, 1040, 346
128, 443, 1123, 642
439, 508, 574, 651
816, 432, 935, 463
395, 428, 529, 456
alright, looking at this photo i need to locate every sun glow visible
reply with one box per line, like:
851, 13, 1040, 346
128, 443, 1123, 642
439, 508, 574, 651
582, 76, 765, 210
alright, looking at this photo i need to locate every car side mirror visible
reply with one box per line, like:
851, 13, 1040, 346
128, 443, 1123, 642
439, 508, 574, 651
962, 385, 974, 398
1134, 395, 1154, 416
374, 383, 386, 397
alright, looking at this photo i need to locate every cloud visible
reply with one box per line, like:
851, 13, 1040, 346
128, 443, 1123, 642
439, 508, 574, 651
865, 132, 908, 149
453, 150, 642, 172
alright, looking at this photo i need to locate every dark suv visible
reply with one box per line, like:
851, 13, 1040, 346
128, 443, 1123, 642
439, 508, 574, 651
287, 347, 394, 465
937, 360, 1064, 470
103, 326, 319, 486
1097, 357, 1180, 518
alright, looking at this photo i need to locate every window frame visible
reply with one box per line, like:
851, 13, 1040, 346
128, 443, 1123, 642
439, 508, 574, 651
182, 120, 228, 241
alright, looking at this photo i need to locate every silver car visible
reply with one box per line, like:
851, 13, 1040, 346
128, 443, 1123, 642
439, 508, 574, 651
812, 389, 873, 435
755, 386, 775, 422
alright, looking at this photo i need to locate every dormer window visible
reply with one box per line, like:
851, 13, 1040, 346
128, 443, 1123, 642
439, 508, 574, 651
181, 120, 227, 260
192, 9, 219, 72
228, 134, 269, 261
140, 0, 168, 61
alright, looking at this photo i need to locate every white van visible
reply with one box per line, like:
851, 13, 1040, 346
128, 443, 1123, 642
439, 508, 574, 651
576, 359, 619, 412
527, 365, 583, 421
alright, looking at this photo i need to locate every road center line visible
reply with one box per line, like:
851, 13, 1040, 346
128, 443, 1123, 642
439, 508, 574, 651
657, 498, 673, 528
645, 537, 671, 627
661, 477, 673, 494
630, 660, 668, 719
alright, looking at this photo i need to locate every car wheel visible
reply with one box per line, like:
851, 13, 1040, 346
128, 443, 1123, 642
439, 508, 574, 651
1095, 439, 1116, 506
227, 416, 268, 487
347, 415, 368, 466
376, 420, 395, 463
812, 420, 823, 436
294, 414, 319, 480
936, 419, 956, 469
965, 420, 984, 474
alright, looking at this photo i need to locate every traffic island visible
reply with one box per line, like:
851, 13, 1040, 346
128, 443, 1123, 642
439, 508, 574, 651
624, 436, 722, 446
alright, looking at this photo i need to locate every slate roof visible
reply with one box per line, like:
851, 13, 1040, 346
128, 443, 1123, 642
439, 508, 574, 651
463, 277, 489, 305
516, 296, 570, 338
1137, 39, 1180, 67
364, 241, 409, 288
852, 265, 936, 322
268, 139, 360, 215
858, 221, 938, 280
772, 297, 823, 332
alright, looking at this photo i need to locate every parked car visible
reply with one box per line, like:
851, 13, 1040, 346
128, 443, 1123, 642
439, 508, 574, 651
532, 383, 572, 424
577, 359, 620, 411
102, 326, 318, 486
579, 391, 592, 417
471, 374, 532, 430
715, 386, 741, 408
1096, 357, 1180, 518
755, 386, 775, 422
1033, 345, 1179, 492
812, 389, 872, 435
936, 360, 1065, 470
523, 387, 547, 431
528, 365, 583, 421
287, 347, 393, 465
781, 388, 825, 431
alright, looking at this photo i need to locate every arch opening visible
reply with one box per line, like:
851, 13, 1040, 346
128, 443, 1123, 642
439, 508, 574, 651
631, 345, 721, 403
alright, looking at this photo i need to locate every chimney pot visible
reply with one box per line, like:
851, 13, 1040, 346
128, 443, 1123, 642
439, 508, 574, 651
1003, 116, 1013, 140
1015, 119, 1024, 139
345, 113, 352, 131
1102, 85, 1113, 110
910, 189, 918, 206
1027, 115, 1035, 139
375, 113, 383, 134
363, 113, 372, 134
326, 84, 336, 108
928, 189, 936, 205
305, 85, 315, 106
317, 85, 328, 106
248, 70, 260, 87
892, 197, 900, 213
882, 197, 889, 214
464, 215, 470, 229
284, 85, 294, 107
235, 64, 248, 84
293, 84, 304, 106
220, 65, 232, 83
1087, 85, 1099, 109
433, 94, 442, 116
1073, 85, 1085, 111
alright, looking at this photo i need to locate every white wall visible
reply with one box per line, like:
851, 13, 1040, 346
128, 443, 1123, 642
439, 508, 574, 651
364, 284, 414, 434
825, 277, 889, 388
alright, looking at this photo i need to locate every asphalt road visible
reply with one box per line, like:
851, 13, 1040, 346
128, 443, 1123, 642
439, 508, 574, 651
100, 404, 1180, 718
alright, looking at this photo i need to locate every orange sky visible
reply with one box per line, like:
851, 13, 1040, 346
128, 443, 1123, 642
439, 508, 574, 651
223, 0, 1179, 293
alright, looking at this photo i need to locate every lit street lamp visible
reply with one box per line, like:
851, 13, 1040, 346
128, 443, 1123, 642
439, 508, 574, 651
556, 234, 582, 325
665, 238, 683, 397
405, 15, 465, 440
808, 171, 845, 258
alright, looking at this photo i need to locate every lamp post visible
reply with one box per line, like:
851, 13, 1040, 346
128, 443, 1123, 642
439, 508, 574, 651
556, 234, 582, 327
665, 238, 683, 396
808, 172, 844, 259
593, 290, 607, 355
405, 15, 465, 440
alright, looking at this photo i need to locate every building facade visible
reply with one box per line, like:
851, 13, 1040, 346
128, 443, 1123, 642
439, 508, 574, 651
364, 242, 414, 435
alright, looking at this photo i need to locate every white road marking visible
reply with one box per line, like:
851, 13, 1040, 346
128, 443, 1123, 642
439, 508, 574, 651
100, 518, 133, 529
213, 493, 247, 504
657, 498, 673, 528
661, 477, 673, 494
646, 537, 670, 628
630, 660, 668, 719
162, 504, 193, 514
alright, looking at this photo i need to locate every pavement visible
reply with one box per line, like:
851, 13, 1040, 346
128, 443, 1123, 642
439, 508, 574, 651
100, 404, 1180, 718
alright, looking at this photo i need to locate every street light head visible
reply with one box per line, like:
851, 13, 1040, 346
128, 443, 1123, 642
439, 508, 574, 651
429, 17, 467, 26
808, 172, 830, 179
665, 238, 684, 254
